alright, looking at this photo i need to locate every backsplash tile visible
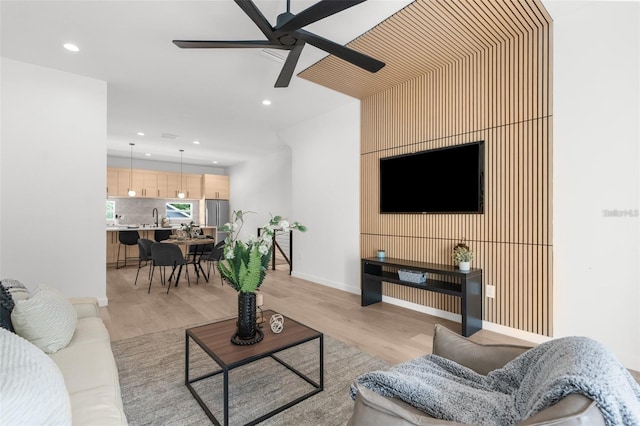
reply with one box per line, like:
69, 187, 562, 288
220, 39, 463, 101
108, 198, 200, 226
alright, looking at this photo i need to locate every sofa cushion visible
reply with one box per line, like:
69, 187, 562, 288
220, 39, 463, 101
0, 328, 72, 425
48, 319, 127, 425
433, 324, 531, 375
0, 284, 15, 331
11, 286, 78, 353
0, 278, 31, 301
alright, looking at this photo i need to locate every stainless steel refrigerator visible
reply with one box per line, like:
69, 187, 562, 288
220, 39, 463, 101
204, 200, 230, 243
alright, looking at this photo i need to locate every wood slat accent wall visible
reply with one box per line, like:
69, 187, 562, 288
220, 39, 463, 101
358, 6, 552, 336
301, 0, 552, 335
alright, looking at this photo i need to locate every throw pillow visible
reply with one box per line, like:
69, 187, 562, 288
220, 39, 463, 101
0, 278, 31, 301
0, 328, 72, 425
0, 284, 16, 332
11, 286, 78, 354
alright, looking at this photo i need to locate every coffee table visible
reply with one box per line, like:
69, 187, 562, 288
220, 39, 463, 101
185, 310, 324, 425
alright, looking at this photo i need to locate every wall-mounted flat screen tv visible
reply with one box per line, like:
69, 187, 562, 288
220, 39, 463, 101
380, 141, 484, 214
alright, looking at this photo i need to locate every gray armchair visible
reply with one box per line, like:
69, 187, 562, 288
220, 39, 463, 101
348, 324, 605, 426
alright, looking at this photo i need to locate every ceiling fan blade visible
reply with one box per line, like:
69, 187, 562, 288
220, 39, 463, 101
173, 40, 285, 49
275, 0, 367, 33
294, 29, 385, 73
234, 0, 278, 43
275, 42, 306, 88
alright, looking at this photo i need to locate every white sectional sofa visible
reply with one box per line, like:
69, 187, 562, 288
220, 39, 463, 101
50, 297, 127, 425
1, 293, 127, 425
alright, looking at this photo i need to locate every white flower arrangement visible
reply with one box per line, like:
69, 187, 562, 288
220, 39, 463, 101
217, 210, 306, 293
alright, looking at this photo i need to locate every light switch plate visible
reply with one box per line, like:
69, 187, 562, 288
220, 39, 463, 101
485, 285, 496, 298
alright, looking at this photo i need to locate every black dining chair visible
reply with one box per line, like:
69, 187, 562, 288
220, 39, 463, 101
117, 230, 140, 269
134, 239, 154, 286
149, 243, 190, 294
154, 229, 173, 242
200, 241, 226, 286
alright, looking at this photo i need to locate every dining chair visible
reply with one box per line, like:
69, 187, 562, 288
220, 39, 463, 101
200, 241, 226, 286
134, 239, 154, 286
149, 243, 190, 294
116, 230, 140, 269
153, 229, 173, 242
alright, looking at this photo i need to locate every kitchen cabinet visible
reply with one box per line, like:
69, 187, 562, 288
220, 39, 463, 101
185, 174, 203, 199
203, 174, 230, 199
107, 168, 209, 200
116, 168, 134, 197
166, 173, 181, 199
107, 169, 119, 196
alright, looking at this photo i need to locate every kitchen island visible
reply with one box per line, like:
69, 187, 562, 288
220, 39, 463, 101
106, 225, 216, 267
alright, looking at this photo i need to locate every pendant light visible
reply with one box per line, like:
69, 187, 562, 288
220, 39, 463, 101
178, 149, 185, 199
127, 143, 136, 197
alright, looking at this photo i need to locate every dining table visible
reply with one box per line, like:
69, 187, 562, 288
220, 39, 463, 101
161, 237, 216, 283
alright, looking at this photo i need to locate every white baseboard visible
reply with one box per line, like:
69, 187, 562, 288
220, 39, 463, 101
382, 295, 462, 323
293, 276, 552, 345
382, 294, 551, 344
291, 271, 360, 295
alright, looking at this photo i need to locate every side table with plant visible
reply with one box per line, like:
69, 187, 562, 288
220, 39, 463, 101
217, 210, 306, 344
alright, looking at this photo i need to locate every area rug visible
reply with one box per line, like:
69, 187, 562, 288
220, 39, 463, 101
111, 326, 389, 425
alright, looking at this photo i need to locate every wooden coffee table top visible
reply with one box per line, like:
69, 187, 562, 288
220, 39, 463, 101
186, 310, 322, 367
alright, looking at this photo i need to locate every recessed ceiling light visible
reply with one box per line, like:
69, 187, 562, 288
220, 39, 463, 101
136, 132, 145, 136
193, 140, 200, 145
262, 100, 272, 106
63, 43, 79, 52
145, 153, 151, 156
212, 161, 218, 164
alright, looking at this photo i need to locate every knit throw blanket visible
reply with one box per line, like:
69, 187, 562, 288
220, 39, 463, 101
350, 336, 640, 425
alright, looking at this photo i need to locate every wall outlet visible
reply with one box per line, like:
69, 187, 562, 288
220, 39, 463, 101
485, 284, 496, 298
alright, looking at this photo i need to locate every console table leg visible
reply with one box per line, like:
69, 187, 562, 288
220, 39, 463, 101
461, 275, 483, 337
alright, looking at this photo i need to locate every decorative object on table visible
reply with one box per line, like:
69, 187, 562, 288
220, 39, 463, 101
376, 250, 386, 259
160, 217, 169, 227
398, 269, 427, 284
453, 239, 474, 272
218, 210, 306, 345
270, 314, 284, 334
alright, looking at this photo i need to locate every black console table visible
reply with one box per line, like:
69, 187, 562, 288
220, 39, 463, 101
361, 257, 483, 337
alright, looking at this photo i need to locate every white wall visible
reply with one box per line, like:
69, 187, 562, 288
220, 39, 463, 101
228, 145, 293, 241
1, 59, 108, 304
279, 101, 361, 293
547, 1, 640, 369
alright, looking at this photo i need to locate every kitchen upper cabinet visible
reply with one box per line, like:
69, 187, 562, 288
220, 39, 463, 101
116, 168, 134, 197
185, 174, 203, 199
166, 173, 181, 199
203, 174, 230, 200
107, 168, 209, 199
107, 169, 119, 196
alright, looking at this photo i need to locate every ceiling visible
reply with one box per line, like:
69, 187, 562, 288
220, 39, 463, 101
0, 0, 412, 168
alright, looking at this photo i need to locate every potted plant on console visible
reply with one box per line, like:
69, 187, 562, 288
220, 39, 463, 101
218, 210, 306, 345
453, 239, 474, 272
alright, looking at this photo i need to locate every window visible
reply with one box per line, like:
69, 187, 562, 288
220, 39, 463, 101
106, 200, 116, 220
166, 202, 193, 220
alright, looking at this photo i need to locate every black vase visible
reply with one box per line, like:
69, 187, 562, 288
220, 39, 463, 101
232, 292, 263, 345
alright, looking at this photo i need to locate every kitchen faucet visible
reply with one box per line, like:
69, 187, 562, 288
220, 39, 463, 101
152, 208, 159, 227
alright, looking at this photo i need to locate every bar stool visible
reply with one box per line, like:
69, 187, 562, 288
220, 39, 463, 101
116, 230, 140, 269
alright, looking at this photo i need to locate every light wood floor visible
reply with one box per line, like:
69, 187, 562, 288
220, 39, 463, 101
103, 261, 535, 365
103, 261, 640, 382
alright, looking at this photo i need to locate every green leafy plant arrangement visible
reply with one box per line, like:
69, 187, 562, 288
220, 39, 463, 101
452, 239, 474, 265
217, 210, 307, 293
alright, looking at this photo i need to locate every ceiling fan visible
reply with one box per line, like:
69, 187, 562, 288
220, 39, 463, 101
173, 0, 385, 88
